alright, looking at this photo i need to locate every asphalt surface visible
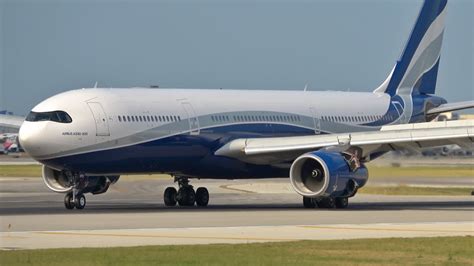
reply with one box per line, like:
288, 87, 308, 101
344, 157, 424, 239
0, 177, 473, 249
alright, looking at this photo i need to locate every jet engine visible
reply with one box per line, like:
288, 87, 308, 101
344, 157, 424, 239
289, 151, 368, 198
42, 165, 119, 194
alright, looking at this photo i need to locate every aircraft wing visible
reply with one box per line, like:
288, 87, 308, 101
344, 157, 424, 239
427, 101, 474, 115
0, 114, 24, 129
215, 120, 473, 164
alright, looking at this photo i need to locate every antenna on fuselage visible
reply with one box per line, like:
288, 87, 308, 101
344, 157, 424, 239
304, 83, 309, 91
93, 81, 98, 88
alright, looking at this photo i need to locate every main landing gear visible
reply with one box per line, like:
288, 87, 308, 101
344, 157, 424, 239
303, 196, 349, 209
163, 177, 209, 207
64, 172, 87, 210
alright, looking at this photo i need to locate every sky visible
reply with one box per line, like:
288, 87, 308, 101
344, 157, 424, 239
1, 0, 473, 115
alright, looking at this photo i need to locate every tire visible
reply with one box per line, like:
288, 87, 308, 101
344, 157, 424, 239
74, 194, 86, 210
178, 187, 195, 206
64, 193, 75, 209
318, 197, 336, 209
335, 197, 349, 209
195, 187, 209, 207
164, 187, 178, 206
303, 197, 317, 208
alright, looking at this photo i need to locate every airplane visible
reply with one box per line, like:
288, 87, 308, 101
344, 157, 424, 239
11, 0, 474, 210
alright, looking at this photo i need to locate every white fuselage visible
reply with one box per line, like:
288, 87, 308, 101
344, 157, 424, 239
19, 88, 398, 177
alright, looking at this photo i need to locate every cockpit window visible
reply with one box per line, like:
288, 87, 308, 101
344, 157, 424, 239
26, 111, 72, 123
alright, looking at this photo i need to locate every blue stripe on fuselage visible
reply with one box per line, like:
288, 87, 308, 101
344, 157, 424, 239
40, 123, 316, 178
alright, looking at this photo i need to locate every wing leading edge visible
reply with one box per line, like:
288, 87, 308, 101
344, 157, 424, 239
215, 120, 473, 164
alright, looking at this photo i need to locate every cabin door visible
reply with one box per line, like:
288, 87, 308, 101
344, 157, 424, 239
87, 102, 110, 136
181, 102, 200, 135
309, 107, 321, 135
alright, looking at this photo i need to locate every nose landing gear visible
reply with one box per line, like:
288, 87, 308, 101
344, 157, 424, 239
163, 176, 209, 207
63, 172, 88, 210
64, 192, 86, 209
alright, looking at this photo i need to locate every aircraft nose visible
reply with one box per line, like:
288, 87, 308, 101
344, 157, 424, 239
18, 122, 45, 158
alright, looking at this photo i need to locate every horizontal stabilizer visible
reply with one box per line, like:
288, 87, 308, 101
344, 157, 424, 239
426, 101, 474, 115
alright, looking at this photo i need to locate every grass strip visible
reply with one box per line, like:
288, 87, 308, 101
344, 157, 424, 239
0, 236, 472, 266
359, 185, 473, 196
1, 164, 473, 179
367, 165, 473, 179
0, 165, 42, 177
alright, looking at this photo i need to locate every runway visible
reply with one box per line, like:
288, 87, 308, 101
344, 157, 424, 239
0, 177, 473, 249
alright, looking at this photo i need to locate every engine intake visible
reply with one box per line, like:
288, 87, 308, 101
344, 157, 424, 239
289, 151, 368, 198
42, 165, 119, 194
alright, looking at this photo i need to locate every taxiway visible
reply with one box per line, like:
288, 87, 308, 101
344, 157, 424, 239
0, 177, 472, 249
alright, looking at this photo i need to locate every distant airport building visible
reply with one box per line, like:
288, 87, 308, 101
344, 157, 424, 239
459, 114, 474, 120
0, 111, 21, 134
0, 110, 14, 115
435, 112, 474, 121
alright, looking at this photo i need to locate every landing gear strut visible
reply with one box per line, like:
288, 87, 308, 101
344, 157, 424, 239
64, 172, 87, 210
163, 177, 209, 207
302, 196, 349, 209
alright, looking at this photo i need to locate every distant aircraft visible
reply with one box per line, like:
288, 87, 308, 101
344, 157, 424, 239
7, 0, 474, 209
0, 133, 18, 154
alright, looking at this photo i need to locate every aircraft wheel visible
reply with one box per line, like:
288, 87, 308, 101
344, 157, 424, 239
195, 187, 209, 207
178, 187, 195, 206
64, 193, 75, 209
335, 197, 349, 209
164, 187, 178, 206
74, 194, 86, 210
318, 197, 336, 209
303, 196, 317, 208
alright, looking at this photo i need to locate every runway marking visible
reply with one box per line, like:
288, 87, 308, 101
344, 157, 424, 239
34, 231, 295, 242
219, 184, 256, 194
300, 225, 474, 234
1, 235, 28, 239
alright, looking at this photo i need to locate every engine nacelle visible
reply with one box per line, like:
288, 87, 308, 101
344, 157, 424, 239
42, 165, 119, 194
289, 151, 368, 198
